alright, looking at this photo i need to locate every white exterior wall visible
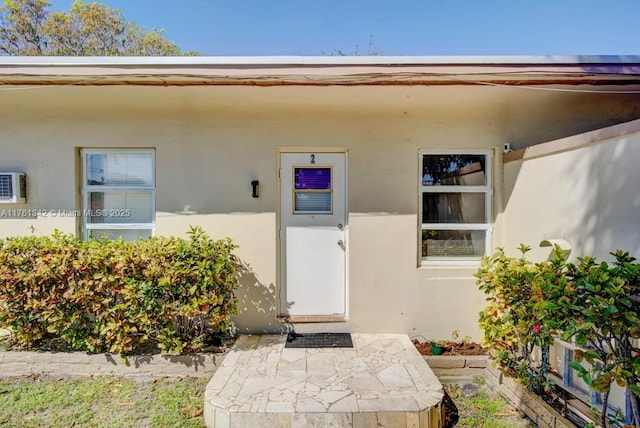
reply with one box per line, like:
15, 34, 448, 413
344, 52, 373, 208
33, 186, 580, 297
504, 122, 640, 418
2, 84, 640, 341
503, 119, 640, 262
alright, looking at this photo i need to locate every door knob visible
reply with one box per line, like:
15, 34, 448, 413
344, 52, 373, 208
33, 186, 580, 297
337, 224, 344, 230
337, 240, 344, 246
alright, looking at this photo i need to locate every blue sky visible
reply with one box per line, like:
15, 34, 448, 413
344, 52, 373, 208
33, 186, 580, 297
48, 1, 640, 56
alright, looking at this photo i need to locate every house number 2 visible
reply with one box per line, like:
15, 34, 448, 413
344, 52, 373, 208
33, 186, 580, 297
310, 154, 315, 164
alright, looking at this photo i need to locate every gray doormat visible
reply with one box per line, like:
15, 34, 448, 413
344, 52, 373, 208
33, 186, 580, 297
285, 332, 353, 348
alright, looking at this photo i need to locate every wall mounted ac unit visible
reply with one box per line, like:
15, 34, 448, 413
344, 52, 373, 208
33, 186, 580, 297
0, 172, 27, 203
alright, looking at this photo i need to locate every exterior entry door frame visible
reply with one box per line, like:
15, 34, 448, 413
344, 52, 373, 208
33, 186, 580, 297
276, 148, 348, 321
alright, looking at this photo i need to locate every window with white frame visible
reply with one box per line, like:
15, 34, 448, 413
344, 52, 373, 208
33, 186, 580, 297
419, 150, 492, 265
81, 149, 155, 240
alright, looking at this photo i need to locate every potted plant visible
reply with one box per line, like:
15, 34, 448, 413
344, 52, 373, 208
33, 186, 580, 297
431, 340, 447, 355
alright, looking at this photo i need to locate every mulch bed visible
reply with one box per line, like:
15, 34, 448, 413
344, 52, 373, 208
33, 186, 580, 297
412, 339, 488, 356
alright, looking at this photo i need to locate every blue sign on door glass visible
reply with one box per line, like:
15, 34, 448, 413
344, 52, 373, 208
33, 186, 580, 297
295, 168, 331, 190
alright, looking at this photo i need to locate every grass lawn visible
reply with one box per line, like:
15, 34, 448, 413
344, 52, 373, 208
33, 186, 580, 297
0, 375, 208, 428
0, 374, 534, 427
446, 376, 536, 428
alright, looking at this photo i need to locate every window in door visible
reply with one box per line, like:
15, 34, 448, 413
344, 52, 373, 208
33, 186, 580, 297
293, 166, 333, 214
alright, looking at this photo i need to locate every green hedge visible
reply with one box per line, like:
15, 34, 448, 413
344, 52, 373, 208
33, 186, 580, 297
477, 246, 640, 427
0, 227, 239, 355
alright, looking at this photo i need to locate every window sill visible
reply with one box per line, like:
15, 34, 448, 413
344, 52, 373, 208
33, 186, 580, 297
419, 260, 482, 268
279, 315, 348, 323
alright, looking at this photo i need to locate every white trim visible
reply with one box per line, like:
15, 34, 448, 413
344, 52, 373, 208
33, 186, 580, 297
504, 118, 640, 164
418, 149, 493, 266
3, 55, 640, 67
84, 185, 155, 191
85, 224, 155, 230
421, 186, 488, 192
421, 260, 483, 267
277, 150, 349, 319
80, 148, 156, 240
420, 224, 491, 230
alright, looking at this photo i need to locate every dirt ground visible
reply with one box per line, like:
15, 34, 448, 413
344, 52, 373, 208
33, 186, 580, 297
412, 339, 488, 356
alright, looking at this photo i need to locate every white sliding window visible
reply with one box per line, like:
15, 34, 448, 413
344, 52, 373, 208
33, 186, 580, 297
81, 149, 155, 240
419, 150, 492, 265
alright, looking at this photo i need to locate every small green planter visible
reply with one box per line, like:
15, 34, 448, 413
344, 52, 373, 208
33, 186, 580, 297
431, 343, 445, 355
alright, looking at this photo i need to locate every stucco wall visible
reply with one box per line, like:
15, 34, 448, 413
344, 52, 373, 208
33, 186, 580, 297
2, 84, 640, 341
503, 119, 640, 262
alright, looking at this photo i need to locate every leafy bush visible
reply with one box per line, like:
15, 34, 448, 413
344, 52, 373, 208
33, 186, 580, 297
477, 246, 640, 427
476, 244, 566, 394
561, 251, 640, 427
0, 227, 239, 355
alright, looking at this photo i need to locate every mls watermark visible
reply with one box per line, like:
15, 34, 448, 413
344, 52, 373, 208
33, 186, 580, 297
0, 209, 132, 219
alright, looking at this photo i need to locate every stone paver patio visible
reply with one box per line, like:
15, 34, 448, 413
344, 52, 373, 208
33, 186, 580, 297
204, 333, 444, 427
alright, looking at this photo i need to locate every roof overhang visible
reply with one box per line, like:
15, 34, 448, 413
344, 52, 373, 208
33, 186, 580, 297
0, 55, 639, 87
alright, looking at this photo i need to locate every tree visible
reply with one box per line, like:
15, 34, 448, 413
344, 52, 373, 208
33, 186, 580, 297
0, 0, 196, 56
0, 0, 49, 55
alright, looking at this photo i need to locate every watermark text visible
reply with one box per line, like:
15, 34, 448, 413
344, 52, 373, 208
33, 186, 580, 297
0, 209, 132, 219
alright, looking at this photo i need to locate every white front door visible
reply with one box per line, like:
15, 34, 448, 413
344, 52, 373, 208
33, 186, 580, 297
279, 152, 347, 317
